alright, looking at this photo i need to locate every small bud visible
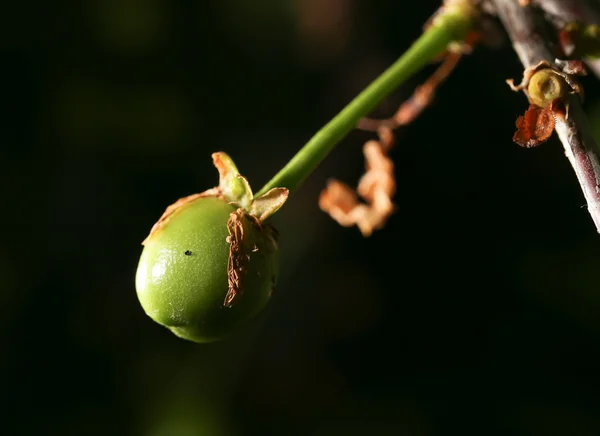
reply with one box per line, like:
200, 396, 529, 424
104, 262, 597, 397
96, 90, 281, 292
527, 69, 567, 108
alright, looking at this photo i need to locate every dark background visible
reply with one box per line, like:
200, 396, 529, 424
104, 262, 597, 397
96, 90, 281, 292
3, 0, 600, 435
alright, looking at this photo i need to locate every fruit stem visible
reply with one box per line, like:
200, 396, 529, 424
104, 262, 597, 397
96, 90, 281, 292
256, 5, 475, 197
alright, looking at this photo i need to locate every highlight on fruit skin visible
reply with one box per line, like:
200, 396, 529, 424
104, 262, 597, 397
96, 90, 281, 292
135, 153, 288, 343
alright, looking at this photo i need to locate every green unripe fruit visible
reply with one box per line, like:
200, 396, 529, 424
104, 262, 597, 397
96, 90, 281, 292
136, 195, 279, 343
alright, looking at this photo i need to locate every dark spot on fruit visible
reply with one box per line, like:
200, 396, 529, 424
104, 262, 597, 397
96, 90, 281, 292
184, 250, 193, 256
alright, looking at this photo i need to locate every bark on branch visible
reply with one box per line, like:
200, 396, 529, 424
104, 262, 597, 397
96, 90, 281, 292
532, 0, 600, 25
492, 0, 600, 232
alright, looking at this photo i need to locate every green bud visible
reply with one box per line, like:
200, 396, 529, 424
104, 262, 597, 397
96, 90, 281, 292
135, 153, 288, 343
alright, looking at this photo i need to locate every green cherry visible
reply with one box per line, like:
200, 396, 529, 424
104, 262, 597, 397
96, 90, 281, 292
135, 153, 288, 343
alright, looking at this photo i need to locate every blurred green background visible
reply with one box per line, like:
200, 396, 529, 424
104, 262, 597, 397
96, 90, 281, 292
3, 0, 600, 435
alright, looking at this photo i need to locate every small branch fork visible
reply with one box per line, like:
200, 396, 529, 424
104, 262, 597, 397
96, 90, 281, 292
492, 0, 600, 232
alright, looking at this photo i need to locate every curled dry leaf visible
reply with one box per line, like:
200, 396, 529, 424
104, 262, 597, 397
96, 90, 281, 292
513, 103, 556, 148
319, 180, 361, 225
332, 50, 465, 236
319, 137, 396, 237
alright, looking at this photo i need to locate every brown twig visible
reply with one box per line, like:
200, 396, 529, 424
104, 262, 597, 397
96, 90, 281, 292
319, 49, 466, 236
492, 0, 600, 232
357, 52, 463, 134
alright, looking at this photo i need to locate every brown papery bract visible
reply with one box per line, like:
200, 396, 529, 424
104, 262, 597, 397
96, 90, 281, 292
513, 102, 557, 148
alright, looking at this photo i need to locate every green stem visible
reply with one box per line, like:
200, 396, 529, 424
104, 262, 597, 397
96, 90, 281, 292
257, 9, 473, 197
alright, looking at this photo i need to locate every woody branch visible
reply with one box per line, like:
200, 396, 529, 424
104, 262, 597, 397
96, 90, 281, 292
492, 0, 600, 232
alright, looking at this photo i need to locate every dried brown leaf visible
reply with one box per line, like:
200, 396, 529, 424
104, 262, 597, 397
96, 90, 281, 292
319, 138, 396, 237
319, 180, 360, 226
322, 48, 463, 236
513, 103, 556, 148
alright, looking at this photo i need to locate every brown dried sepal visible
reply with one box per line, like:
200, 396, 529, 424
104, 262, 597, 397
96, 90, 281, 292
319, 137, 396, 237
224, 209, 278, 307
142, 189, 220, 245
224, 208, 253, 307
513, 102, 557, 148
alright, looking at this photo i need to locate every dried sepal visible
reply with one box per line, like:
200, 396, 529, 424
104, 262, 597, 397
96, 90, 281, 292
143, 151, 289, 249
513, 103, 556, 148
506, 61, 554, 92
249, 188, 289, 222
211, 152, 290, 219
224, 208, 279, 308
142, 152, 248, 245
233, 175, 253, 209
225, 209, 250, 307
213, 152, 253, 206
